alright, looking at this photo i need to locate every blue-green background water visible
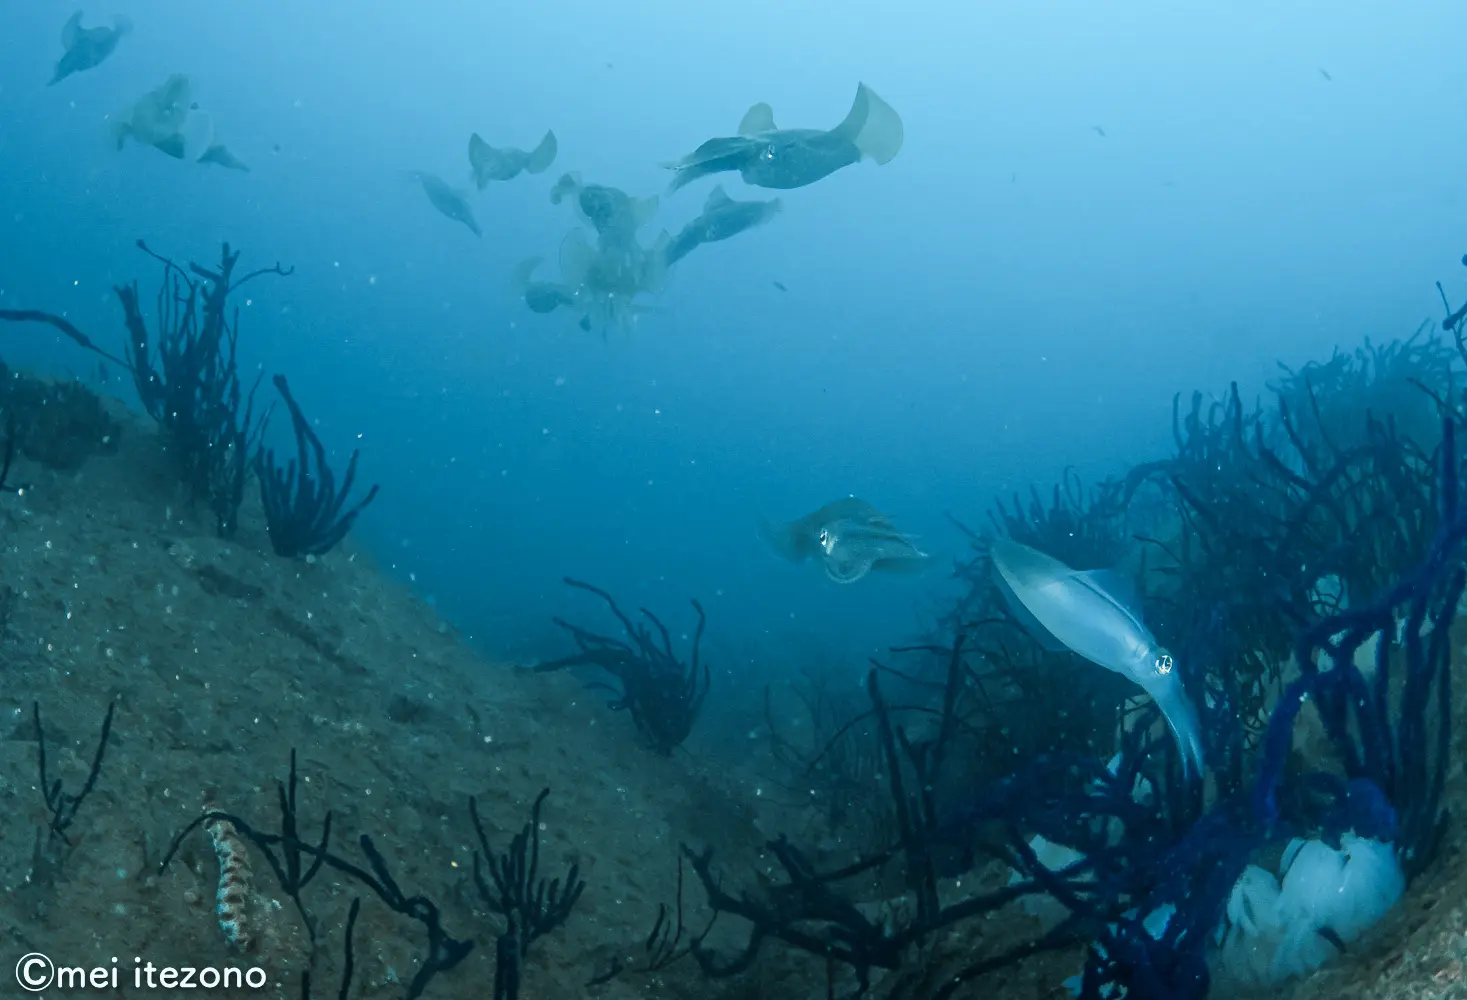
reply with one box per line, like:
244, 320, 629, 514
1, 0, 1463, 672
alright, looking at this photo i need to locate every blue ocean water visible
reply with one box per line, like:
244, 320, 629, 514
1, 0, 1462, 693
11, 6, 1467, 1000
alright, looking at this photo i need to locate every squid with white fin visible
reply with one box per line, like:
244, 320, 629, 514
549, 172, 659, 249
989, 539, 1206, 779
662, 82, 904, 193
468, 129, 557, 188
109, 74, 247, 171
51, 10, 131, 85
555, 228, 669, 334
405, 171, 481, 237
758, 498, 928, 584
664, 185, 783, 268
511, 257, 577, 315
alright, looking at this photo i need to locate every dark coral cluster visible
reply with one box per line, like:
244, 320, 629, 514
672, 287, 1467, 997
116, 240, 278, 537
536, 577, 711, 756
255, 374, 379, 557
8, 239, 1467, 1000
0, 364, 121, 471
0, 240, 377, 555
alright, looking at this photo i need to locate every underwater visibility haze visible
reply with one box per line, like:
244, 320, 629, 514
3, 1, 1467, 998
